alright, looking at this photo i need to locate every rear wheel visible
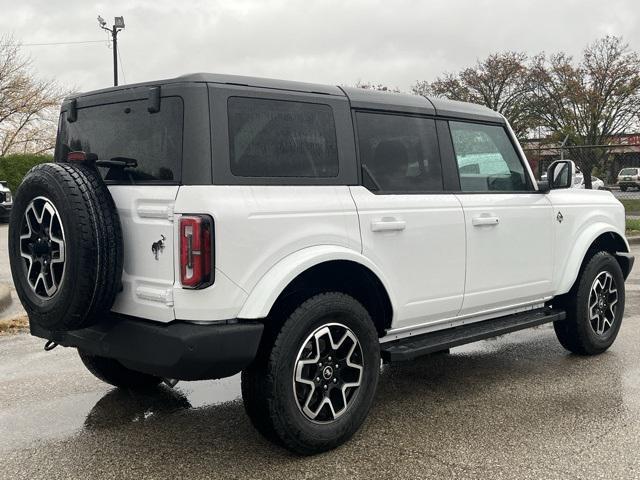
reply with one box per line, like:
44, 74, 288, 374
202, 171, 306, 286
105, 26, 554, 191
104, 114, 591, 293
241, 292, 380, 455
554, 251, 625, 355
79, 350, 162, 389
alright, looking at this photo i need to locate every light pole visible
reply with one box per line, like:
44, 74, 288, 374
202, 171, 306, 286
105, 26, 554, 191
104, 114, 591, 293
97, 15, 125, 86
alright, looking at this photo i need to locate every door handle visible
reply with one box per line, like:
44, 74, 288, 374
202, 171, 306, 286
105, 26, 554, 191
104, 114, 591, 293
371, 218, 406, 232
472, 215, 500, 226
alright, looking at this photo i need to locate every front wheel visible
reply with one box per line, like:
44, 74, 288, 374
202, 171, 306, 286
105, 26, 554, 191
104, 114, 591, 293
620, 186, 627, 192
554, 251, 625, 355
241, 292, 380, 455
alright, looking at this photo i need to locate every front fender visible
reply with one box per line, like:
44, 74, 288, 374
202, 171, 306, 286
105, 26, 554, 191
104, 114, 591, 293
557, 222, 629, 295
237, 245, 396, 320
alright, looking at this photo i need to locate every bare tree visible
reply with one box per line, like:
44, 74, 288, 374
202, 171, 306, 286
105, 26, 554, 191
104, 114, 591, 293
529, 36, 640, 188
0, 35, 65, 156
413, 52, 535, 138
354, 80, 401, 93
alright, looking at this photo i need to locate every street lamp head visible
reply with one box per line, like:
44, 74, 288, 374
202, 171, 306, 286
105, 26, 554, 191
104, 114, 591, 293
114, 16, 125, 29
97, 15, 106, 27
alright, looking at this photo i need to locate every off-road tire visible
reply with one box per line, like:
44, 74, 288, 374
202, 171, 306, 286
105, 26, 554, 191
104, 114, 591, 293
8, 162, 123, 331
553, 251, 625, 355
241, 292, 380, 455
79, 350, 162, 389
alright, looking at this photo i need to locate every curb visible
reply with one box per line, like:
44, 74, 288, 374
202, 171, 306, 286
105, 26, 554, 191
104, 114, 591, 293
627, 236, 640, 245
0, 282, 11, 314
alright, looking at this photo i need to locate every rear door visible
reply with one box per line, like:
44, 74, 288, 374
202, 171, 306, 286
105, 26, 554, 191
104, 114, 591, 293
55, 85, 209, 322
447, 120, 554, 316
350, 112, 466, 331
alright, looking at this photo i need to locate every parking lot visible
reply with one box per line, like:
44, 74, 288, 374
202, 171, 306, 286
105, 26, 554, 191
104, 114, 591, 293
0, 225, 637, 479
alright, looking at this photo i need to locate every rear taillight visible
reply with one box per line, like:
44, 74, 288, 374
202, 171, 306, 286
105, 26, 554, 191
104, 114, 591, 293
180, 215, 214, 289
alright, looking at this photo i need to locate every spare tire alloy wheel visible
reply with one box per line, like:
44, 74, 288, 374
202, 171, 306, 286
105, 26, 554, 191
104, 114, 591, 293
9, 162, 123, 331
588, 271, 618, 336
293, 323, 364, 423
19, 197, 66, 298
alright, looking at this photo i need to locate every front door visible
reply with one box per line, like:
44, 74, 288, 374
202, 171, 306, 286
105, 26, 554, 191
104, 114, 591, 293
448, 120, 554, 316
350, 112, 466, 331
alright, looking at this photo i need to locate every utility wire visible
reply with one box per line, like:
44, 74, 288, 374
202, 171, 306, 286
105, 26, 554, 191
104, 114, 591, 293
1, 40, 106, 47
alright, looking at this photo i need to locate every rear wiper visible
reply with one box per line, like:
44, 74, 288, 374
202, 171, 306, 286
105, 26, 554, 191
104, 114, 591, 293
95, 156, 138, 169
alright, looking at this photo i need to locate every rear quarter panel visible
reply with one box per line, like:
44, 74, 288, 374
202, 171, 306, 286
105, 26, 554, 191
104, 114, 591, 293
173, 185, 361, 321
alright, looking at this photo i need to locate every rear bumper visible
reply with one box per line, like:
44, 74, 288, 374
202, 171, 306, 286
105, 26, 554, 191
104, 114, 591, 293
30, 314, 264, 381
618, 181, 640, 187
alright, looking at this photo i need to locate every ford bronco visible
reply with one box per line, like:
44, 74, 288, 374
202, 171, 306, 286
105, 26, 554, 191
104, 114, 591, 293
8, 73, 634, 454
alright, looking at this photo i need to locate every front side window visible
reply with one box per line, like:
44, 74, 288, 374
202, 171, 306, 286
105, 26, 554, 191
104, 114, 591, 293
55, 97, 183, 183
227, 97, 338, 178
355, 112, 443, 192
449, 121, 531, 192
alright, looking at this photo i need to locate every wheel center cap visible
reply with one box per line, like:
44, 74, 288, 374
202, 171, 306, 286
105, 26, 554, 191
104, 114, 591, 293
322, 366, 334, 380
32, 239, 51, 256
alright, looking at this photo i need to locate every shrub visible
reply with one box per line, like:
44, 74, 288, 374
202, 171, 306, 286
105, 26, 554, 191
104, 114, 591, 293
0, 154, 52, 192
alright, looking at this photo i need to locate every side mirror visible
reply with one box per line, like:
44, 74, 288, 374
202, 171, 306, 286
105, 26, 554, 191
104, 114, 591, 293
546, 160, 576, 190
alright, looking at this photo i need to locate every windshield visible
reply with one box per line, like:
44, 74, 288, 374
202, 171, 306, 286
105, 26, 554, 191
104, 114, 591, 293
620, 168, 637, 176
54, 97, 183, 183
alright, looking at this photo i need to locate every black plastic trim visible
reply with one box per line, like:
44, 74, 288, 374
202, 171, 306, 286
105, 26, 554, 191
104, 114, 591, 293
30, 314, 264, 381
381, 307, 566, 362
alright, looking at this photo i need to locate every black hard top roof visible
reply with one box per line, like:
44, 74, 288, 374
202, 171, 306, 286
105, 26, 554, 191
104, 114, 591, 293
68, 72, 504, 123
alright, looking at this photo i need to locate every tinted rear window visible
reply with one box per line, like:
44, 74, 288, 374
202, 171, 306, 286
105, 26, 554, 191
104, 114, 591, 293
55, 97, 183, 183
620, 168, 637, 175
355, 112, 443, 192
227, 97, 338, 177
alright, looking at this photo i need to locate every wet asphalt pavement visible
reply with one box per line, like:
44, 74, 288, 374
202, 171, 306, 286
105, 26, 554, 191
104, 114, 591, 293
0, 246, 639, 479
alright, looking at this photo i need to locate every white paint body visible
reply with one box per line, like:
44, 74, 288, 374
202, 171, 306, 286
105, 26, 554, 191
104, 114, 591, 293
106, 174, 627, 339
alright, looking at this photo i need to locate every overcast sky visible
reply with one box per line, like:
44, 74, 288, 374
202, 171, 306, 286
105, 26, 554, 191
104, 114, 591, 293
1, 0, 639, 93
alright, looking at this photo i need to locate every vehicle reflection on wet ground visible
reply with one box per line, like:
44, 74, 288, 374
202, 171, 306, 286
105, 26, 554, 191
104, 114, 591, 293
1, 246, 639, 479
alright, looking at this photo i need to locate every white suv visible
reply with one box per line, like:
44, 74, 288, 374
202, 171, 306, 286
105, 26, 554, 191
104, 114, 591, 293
618, 167, 640, 191
0, 181, 11, 222
8, 74, 634, 454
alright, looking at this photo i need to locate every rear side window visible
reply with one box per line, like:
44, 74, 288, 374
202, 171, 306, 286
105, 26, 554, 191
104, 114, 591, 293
449, 121, 530, 192
355, 112, 443, 192
55, 97, 183, 183
227, 97, 338, 177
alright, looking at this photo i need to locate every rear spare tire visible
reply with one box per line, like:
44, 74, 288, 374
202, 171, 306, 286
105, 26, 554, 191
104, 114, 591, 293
8, 162, 123, 331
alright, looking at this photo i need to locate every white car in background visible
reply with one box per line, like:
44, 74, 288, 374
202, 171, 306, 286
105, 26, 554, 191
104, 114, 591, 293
573, 174, 605, 190
540, 172, 606, 190
0, 181, 12, 222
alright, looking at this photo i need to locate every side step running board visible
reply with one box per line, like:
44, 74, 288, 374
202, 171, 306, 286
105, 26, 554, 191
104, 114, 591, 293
381, 307, 566, 362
